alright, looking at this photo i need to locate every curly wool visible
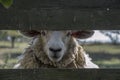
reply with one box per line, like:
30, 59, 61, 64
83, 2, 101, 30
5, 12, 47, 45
18, 37, 86, 69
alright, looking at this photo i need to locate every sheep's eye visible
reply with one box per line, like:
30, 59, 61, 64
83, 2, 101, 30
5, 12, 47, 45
66, 32, 71, 37
41, 31, 46, 36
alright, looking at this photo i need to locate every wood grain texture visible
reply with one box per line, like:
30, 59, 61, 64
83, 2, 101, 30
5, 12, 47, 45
0, 69, 120, 80
0, 0, 120, 29
13, 0, 120, 9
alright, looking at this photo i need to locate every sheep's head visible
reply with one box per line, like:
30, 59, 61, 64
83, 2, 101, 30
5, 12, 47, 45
20, 30, 94, 62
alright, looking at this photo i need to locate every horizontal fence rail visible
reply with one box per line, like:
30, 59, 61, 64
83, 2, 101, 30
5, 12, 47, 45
0, 0, 120, 29
0, 69, 120, 80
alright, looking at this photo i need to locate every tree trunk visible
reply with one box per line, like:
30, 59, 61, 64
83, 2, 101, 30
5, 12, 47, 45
11, 36, 15, 48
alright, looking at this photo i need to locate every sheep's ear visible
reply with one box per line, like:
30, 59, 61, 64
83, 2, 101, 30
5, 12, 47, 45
71, 30, 94, 39
19, 30, 41, 37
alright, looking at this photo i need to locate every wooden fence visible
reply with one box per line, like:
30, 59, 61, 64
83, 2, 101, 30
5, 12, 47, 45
0, 69, 120, 80
0, 0, 120, 29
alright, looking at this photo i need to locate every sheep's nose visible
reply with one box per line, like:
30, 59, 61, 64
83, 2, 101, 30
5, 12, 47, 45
49, 47, 62, 53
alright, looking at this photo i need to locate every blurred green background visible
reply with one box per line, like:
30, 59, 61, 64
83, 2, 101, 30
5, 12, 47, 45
0, 30, 120, 69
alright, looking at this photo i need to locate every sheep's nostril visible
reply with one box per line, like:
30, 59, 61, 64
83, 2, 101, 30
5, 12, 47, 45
49, 47, 62, 53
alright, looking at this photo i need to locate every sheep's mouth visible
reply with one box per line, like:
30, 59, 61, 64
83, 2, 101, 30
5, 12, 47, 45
48, 55, 62, 62
52, 54, 60, 59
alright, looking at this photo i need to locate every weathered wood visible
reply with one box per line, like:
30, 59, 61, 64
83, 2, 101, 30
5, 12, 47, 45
0, 0, 120, 29
13, 0, 120, 9
0, 69, 120, 80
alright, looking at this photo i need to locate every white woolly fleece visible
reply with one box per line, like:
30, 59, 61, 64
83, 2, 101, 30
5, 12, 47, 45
84, 53, 99, 68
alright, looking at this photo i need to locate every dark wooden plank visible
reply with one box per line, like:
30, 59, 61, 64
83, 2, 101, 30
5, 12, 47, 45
13, 0, 120, 9
0, 69, 120, 80
0, 8, 120, 29
0, 0, 120, 29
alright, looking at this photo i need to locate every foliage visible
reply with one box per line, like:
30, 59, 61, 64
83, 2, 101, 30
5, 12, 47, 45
0, 41, 28, 69
0, 30, 23, 48
100, 30, 120, 45
0, 0, 13, 9
1, 30, 21, 37
0, 30, 21, 37
0, 30, 22, 40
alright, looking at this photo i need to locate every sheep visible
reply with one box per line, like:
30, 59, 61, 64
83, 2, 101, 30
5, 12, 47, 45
14, 30, 99, 69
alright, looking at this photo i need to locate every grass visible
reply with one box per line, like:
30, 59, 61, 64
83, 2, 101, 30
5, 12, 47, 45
83, 44, 120, 68
0, 41, 27, 54
0, 41, 120, 69
0, 41, 28, 69
83, 44, 120, 54
95, 58, 120, 68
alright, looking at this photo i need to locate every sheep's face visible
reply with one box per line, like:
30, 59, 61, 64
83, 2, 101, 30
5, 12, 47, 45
41, 31, 72, 62
20, 30, 94, 62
